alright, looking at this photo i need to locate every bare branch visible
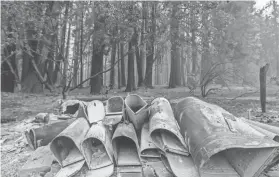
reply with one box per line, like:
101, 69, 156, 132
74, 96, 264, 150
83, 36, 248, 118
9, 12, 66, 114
229, 90, 259, 101
30, 58, 53, 92
1, 51, 16, 64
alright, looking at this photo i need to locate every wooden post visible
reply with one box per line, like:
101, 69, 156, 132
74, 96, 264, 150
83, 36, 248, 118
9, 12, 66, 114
260, 63, 269, 113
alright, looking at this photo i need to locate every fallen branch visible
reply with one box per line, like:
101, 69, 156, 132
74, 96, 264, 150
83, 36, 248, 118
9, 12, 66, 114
30, 58, 53, 92
65, 42, 148, 93
6, 59, 20, 83
229, 90, 259, 101
1, 51, 16, 64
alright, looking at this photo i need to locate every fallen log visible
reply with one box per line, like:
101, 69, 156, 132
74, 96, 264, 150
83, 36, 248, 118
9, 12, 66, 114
175, 97, 279, 177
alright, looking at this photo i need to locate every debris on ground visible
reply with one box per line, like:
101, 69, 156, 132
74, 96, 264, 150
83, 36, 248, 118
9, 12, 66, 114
19, 146, 54, 177
1, 87, 279, 177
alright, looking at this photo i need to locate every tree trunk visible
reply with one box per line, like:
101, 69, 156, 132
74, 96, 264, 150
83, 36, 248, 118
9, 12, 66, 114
1, 17, 16, 92
62, 22, 71, 87
169, 2, 179, 88
118, 42, 121, 89
260, 64, 269, 113
190, 3, 197, 74
134, 28, 143, 87
120, 43, 126, 86
135, 44, 143, 86
90, 50, 103, 94
125, 40, 136, 92
200, 9, 211, 87
21, 21, 44, 93
44, 2, 56, 87
176, 46, 181, 86
141, 1, 147, 80
181, 47, 186, 86
73, 20, 80, 88
110, 26, 117, 88
53, 2, 69, 85
144, 2, 155, 88
273, 1, 279, 85
80, 10, 84, 88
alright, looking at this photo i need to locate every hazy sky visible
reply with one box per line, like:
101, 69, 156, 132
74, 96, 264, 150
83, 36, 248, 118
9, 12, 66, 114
254, 0, 279, 10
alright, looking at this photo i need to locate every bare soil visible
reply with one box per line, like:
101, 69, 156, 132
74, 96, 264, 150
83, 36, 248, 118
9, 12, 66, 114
1, 85, 279, 177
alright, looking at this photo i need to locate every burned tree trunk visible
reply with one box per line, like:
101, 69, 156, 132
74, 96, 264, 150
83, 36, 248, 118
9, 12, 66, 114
80, 10, 84, 88
120, 43, 126, 87
53, 2, 69, 85
144, 2, 155, 88
90, 50, 103, 94
169, 2, 179, 88
110, 26, 117, 88
118, 43, 121, 89
62, 23, 71, 87
125, 40, 136, 92
134, 27, 143, 87
260, 63, 269, 113
21, 22, 44, 93
141, 1, 147, 81
190, 3, 197, 74
1, 17, 17, 92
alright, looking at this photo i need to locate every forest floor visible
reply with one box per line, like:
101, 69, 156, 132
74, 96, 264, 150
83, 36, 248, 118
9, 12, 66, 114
1, 84, 279, 177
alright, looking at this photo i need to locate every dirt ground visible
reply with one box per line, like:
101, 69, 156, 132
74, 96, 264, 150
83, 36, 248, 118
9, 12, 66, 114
1, 84, 279, 177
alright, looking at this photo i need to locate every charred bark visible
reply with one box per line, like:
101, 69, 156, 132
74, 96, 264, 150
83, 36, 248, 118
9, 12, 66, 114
21, 21, 44, 93
120, 43, 126, 86
118, 43, 121, 89
169, 2, 179, 88
260, 64, 269, 113
134, 28, 143, 87
80, 10, 84, 88
190, 3, 197, 74
1, 17, 16, 92
125, 41, 136, 92
110, 26, 117, 88
144, 2, 155, 88
90, 50, 103, 94
53, 2, 69, 85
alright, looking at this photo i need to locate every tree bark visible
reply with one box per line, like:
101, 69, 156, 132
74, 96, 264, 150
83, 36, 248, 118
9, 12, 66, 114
181, 47, 186, 86
53, 2, 69, 85
141, 1, 147, 80
144, 2, 155, 88
21, 21, 44, 93
190, 3, 197, 74
62, 22, 71, 87
125, 40, 136, 92
73, 18, 80, 88
118, 42, 121, 89
120, 42, 126, 86
169, 2, 179, 88
80, 10, 84, 87
260, 64, 269, 113
1, 17, 16, 92
200, 8, 211, 87
134, 27, 143, 87
273, 1, 279, 85
110, 26, 117, 88
90, 49, 103, 94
